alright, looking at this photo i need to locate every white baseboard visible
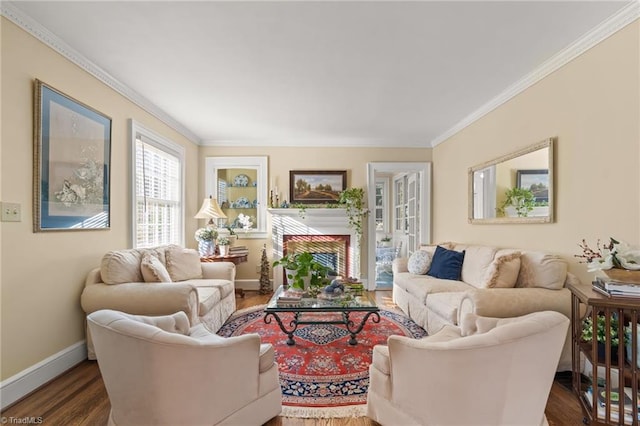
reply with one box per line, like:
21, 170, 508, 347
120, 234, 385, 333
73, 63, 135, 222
235, 278, 264, 291
1, 341, 87, 410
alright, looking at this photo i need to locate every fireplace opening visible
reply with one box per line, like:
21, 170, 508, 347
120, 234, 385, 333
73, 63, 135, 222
282, 235, 350, 280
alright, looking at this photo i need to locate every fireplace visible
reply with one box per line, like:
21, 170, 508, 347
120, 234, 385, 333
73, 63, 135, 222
269, 208, 359, 286
283, 235, 350, 278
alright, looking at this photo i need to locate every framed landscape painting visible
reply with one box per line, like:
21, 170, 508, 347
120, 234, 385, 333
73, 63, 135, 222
289, 170, 346, 204
516, 169, 549, 203
33, 80, 112, 231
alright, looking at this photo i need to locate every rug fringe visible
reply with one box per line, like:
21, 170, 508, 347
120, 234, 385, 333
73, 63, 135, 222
281, 404, 368, 419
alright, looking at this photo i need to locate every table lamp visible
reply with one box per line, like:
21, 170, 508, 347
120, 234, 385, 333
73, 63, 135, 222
194, 196, 227, 226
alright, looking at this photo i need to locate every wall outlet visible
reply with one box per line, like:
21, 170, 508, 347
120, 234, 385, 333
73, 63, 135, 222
1, 202, 21, 222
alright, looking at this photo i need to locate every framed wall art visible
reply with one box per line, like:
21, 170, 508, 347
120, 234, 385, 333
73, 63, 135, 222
289, 170, 346, 204
516, 169, 549, 203
33, 80, 112, 231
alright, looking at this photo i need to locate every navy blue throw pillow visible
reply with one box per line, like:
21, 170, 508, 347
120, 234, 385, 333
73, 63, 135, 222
427, 246, 465, 280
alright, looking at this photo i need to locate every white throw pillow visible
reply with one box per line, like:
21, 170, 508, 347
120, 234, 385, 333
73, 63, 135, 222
165, 247, 203, 282
408, 250, 431, 275
141, 252, 172, 283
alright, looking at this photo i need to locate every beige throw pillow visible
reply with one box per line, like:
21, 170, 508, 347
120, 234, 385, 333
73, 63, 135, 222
166, 247, 203, 282
516, 251, 567, 290
141, 252, 172, 283
482, 250, 521, 288
100, 249, 144, 284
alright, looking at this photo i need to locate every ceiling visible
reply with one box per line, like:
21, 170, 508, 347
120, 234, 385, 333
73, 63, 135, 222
6, 1, 634, 147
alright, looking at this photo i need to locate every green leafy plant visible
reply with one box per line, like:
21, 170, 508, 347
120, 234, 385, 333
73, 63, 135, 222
217, 237, 230, 246
338, 187, 368, 239
499, 187, 535, 217
272, 251, 329, 290
582, 315, 620, 347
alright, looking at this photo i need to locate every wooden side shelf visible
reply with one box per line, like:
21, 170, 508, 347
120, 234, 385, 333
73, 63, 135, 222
569, 282, 640, 425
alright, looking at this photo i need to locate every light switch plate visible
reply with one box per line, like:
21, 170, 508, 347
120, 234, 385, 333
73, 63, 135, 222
1, 202, 21, 222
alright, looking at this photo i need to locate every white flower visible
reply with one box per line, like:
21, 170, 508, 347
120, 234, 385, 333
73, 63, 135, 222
584, 238, 640, 271
237, 213, 253, 232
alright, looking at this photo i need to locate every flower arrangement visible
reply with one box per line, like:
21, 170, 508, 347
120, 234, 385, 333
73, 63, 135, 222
236, 213, 253, 232
217, 237, 230, 246
582, 314, 620, 347
194, 227, 217, 242
576, 237, 640, 272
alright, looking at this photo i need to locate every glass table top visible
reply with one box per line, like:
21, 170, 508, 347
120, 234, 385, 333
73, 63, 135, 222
265, 285, 378, 312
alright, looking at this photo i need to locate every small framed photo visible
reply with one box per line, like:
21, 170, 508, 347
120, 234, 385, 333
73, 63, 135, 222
516, 169, 549, 203
33, 80, 112, 231
289, 170, 347, 204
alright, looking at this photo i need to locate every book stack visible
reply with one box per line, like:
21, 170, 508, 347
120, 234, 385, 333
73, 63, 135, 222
276, 289, 303, 307
592, 276, 640, 298
228, 245, 249, 256
584, 386, 640, 422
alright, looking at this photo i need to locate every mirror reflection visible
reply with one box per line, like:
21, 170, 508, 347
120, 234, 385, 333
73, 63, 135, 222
469, 138, 554, 224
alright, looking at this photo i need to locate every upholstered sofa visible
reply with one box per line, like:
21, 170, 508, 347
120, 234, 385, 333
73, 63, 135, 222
81, 245, 236, 359
392, 242, 578, 371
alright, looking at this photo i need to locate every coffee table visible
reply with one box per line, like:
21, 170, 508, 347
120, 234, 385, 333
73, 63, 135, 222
264, 285, 380, 346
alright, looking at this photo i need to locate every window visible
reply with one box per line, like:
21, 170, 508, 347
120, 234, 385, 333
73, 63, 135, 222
131, 120, 185, 248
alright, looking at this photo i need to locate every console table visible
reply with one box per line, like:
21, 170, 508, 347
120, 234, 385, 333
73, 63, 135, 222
569, 282, 640, 425
201, 253, 248, 298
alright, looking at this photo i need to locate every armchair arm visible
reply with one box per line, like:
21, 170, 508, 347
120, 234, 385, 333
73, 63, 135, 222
458, 287, 571, 323
201, 261, 236, 281
81, 282, 199, 325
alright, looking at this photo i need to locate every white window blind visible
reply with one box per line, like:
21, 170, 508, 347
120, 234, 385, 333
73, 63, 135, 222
133, 127, 184, 248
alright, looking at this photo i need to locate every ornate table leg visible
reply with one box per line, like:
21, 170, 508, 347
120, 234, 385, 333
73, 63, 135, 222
264, 311, 300, 345
344, 311, 381, 345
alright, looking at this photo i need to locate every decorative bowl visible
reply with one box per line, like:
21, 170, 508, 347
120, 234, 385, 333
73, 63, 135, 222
604, 268, 640, 284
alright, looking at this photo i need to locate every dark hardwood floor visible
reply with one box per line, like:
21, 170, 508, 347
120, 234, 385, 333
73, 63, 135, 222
1, 291, 584, 425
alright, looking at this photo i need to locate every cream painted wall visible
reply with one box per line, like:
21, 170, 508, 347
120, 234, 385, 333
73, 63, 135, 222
433, 21, 640, 286
0, 19, 200, 380
198, 147, 432, 281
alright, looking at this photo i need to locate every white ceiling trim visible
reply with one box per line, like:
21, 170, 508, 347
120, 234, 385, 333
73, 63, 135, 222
1, 2, 201, 145
430, 1, 640, 148
200, 137, 428, 148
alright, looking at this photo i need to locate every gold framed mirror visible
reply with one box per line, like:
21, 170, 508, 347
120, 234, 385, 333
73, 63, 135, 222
468, 138, 554, 224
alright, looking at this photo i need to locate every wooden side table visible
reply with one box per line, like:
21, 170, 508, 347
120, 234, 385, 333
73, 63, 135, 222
201, 253, 248, 298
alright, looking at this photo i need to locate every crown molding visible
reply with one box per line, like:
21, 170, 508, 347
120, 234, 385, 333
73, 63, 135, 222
1, 2, 201, 145
430, 2, 640, 147
200, 137, 430, 148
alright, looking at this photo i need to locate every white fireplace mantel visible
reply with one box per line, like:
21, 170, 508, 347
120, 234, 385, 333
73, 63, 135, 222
268, 208, 361, 285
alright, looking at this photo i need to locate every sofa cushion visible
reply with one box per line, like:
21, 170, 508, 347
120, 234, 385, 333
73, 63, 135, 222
425, 292, 466, 325
184, 279, 235, 299
408, 250, 431, 274
395, 273, 472, 304
141, 252, 172, 283
482, 250, 521, 288
457, 245, 498, 288
428, 246, 465, 280
196, 287, 222, 314
418, 242, 454, 257
516, 251, 567, 290
100, 249, 144, 284
166, 247, 203, 282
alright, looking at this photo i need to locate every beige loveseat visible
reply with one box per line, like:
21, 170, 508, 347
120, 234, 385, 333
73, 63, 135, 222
393, 242, 579, 371
81, 245, 236, 360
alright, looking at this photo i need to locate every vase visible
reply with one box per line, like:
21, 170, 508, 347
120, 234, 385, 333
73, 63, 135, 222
605, 268, 640, 284
219, 245, 228, 256
597, 342, 619, 363
198, 240, 215, 257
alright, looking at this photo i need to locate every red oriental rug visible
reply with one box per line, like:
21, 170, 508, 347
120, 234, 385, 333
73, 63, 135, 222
217, 305, 427, 418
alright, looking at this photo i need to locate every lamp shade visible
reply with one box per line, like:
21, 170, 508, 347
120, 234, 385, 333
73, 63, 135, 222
195, 197, 227, 221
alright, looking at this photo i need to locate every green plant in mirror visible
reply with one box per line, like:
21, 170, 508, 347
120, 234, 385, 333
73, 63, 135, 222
498, 187, 535, 217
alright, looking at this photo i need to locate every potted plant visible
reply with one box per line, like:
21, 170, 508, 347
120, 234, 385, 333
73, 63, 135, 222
272, 251, 329, 291
582, 314, 621, 361
217, 236, 230, 256
195, 227, 217, 256
498, 187, 535, 217
338, 187, 368, 239
379, 235, 392, 248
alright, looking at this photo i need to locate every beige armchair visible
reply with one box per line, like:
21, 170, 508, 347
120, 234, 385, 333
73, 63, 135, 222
88, 309, 282, 426
366, 311, 569, 426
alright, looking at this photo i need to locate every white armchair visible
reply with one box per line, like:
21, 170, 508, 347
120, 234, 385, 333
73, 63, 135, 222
366, 311, 569, 426
88, 309, 282, 426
